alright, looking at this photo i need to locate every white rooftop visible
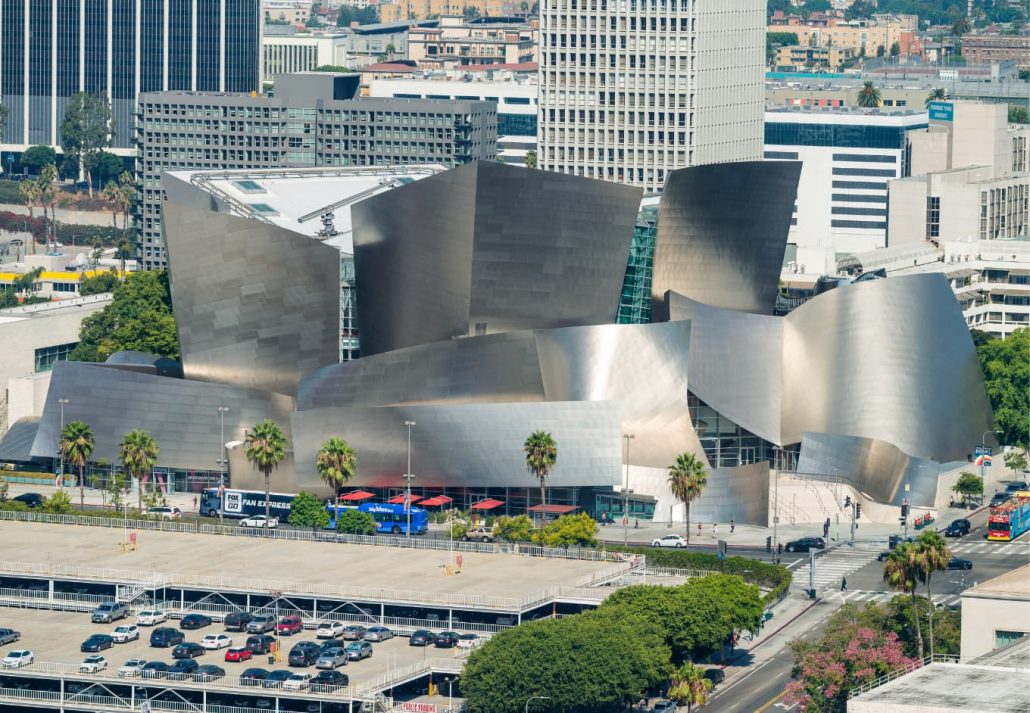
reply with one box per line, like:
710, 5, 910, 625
167, 166, 447, 254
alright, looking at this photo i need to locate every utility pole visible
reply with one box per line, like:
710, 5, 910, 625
57, 397, 69, 486
217, 406, 229, 526
404, 420, 415, 540
622, 433, 635, 546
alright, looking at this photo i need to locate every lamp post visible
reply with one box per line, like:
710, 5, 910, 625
623, 433, 635, 546
57, 398, 69, 487
980, 430, 1001, 505
404, 420, 416, 540
217, 406, 229, 526
524, 696, 551, 713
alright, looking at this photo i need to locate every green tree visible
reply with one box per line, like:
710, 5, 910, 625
882, 543, 923, 659
79, 269, 119, 296
18, 180, 39, 254
92, 151, 124, 188
683, 573, 765, 638
313, 65, 354, 72
952, 471, 983, 507
767, 31, 800, 62
61, 420, 95, 508
890, 40, 900, 56
288, 491, 330, 529
913, 530, 951, 657
524, 149, 537, 168
105, 471, 129, 510
857, 81, 882, 108
493, 514, 533, 542
335, 5, 378, 25
336, 508, 377, 535
951, 15, 972, 39
60, 92, 114, 197
925, 87, 949, 107
531, 512, 598, 548
463, 5, 481, 20
43, 489, 73, 514
315, 437, 357, 496
667, 452, 708, 543
1010, 104, 1029, 124
36, 163, 58, 245
0, 104, 7, 144
668, 661, 713, 712
976, 328, 1029, 447
119, 429, 159, 512
523, 430, 557, 525
1004, 450, 1028, 474
871, 594, 961, 658
244, 420, 288, 536
21, 145, 57, 175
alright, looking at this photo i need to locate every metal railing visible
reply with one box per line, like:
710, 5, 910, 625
847, 654, 960, 698
354, 657, 466, 698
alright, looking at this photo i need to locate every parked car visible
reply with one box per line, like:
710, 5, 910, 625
0, 629, 21, 646
224, 611, 255, 632
650, 534, 688, 548
240, 515, 278, 528
345, 641, 373, 661
146, 506, 182, 519
1005, 481, 1029, 493
1, 650, 33, 668
117, 658, 147, 678
262, 670, 295, 689
456, 633, 480, 650
364, 626, 394, 642
111, 625, 140, 643
92, 601, 129, 624
224, 647, 253, 663
79, 655, 108, 673
150, 628, 185, 648
315, 648, 349, 670
433, 632, 459, 649
167, 658, 200, 680
11, 493, 44, 509
288, 642, 322, 667
991, 492, 1010, 507
283, 672, 312, 691
141, 661, 171, 679
944, 519, 971, 537
316, 621, 345, 639
172, 642, 206, 659
340, 625, 366, 641
408, 630, 436, 647
877, 550, 892, 562
704, 668, 726, 686
650, 701, 677, 713
245, 635, 277, 655
277, 615, 304, 636
81, 634, 115, 652
947, 557, 973, 570
136, 609, 168, 626
460, 526, 496, 542
201, 634, 233, 650
784, 537, 825, 553
240, 667, 270, 686
247, 615, 276, 634
180, 614, 213, 630
310, 669, 349, 692
193, 664, 226, 682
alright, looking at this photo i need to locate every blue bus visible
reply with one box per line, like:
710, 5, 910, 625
326, 502, 429, 535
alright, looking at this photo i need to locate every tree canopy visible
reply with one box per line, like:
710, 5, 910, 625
976, 328, 1029, 448
336, 509, 377, 535
530, 512, 598, 548
59, 92, 114, 196
335, 5, 378, 25
288, 491, 330, 529
79, 269, 119, 296
21, 145, 57, 175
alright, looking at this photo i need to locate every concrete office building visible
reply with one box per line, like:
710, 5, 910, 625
262, 33, 351, 82
136, 73, 496, 269
538, 0, 766, 194
0, 0, 262, 153
764, 107, 928, 275
960, 564, 1030, 660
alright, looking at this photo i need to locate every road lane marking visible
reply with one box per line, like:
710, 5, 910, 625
755, 689, 788, 712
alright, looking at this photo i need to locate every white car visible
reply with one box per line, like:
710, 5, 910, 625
316, 621, 345, 639
111, 625, 140, 643
650, 534, 688, 548
239, 515, 278, 528
118, 658, 148, 678
136, 609, 167, 626
1, 650, 33, 668
146, 506, 181, 519
201, 634, 232, 650
282, 672, 312, 691
79, 655, 108, 674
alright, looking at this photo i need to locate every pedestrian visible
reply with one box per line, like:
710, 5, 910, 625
730, 519, 735, 534
841, 576, 847, 592
634, 518, 639, 529
193, 495, 198, 512
712, 523, 718, 539
698, 521, 703, 536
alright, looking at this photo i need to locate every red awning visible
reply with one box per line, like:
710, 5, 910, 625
338, 490, 375, 502
419, 495, 453, 507
470, 498, 505, 511
527, 504, 580, 514
386, 494, 423, 505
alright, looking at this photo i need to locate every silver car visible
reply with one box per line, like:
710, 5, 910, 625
315, 648, 348, 670
345, 641, 372, 661
364, 626, 394, 642
0, 629, 20, 646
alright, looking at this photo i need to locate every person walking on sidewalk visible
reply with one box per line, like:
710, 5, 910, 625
730, 519, 735, 534
712, 523, 718, 539
841, 576, 847, 592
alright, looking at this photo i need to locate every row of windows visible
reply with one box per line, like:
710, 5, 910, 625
764, 150, 798, 160
832, 193, 888, 203
832, 167, 897, 178
832, 219, 886, 229
831, 206, 887, 217
35, 342, 78, 373
765, 123, 924, 150
832, 180, 887, 191
832, 153, 897, 163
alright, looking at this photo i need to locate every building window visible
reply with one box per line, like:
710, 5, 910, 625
34, 342, 78, 373
927, 196, 941, 238
995, 630, 1028, 648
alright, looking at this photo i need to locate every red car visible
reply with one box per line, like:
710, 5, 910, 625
276, 615, 304, 636
224, 647, 253, 663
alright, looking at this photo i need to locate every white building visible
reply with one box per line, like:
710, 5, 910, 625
538, 0, 765, 195
263, 33, 352, 81
960, 564, 1030, 661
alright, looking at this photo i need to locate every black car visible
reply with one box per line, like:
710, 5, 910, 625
239, 667, 270, 686
193, 664, 226, 682
408, 630, 436, 647
167, 658, 200, 680
704, 668, 725, 686
80, 634, 114, 652
991, 492, 1010, 507
288, 642, 321, 667
11, 493, 44, 509
1005, 481, 1028, 493
224, 611, 255, 632
180, 614, 213, 630
150, 628, 185, 648
245, 635, 277, 655
947, 557, 973, 570
172, 642, 206, 659
141, 661, 171, 679
311, 669, 350, 692
944, 519, 971, 537
784, 537, 825, 553
877, 550, 892, 562
262, 669, 295, 689
434, 631, 459, 649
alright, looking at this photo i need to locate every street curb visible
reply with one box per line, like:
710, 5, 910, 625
717, 596, 821, 669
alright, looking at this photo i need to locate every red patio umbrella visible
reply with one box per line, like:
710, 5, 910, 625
338, 490, 375, 502
387, 494, 423, 505
470, 498, 505, 511
418, 495, 453, 507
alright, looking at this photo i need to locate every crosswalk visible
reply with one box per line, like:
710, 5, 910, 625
791, 547, 880, 592
948, 540, 1029, 556
833, 589, 963, 608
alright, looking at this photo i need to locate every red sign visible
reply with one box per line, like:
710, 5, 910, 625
401, 704, 437, 713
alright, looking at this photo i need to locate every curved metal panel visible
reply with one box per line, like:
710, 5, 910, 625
629, 462, 771, 527
651, 161, 801, 318
163, 174, 341, 396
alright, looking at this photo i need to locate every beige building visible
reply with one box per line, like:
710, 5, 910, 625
768, 17, 908, 59
765, 84, 927, 110
379, 0, 513, 21
960, 564, 1030, 660
775, 44, 854, 71
263, 0, 312, 25
407, 18, 535, 69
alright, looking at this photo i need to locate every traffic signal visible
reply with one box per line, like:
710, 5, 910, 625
844, 495, 852, 508
855, 503, 862, 519
766, 536, 772, 553
900, 503, 909, 519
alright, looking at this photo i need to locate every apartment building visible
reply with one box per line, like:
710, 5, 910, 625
378, 0, 513, 21
774, 45, 855, 72
263, 33, 351, 82
767, 15, 917, 59
961, 33, 1030, 69
408, 18, 536, 70
263, 0, 312, 25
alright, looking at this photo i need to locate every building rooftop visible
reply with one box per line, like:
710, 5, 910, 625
849, 659, 1030, 712
0, 293, 113, 325
358, 62, 418, 73
963, 564, 1030, 602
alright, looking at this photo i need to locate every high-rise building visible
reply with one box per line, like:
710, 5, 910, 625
538, 0, 765, 194
0, 0, 262, 152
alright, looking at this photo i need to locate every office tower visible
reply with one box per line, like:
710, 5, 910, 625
0, 0, 262, 152
538, 0, 765, 194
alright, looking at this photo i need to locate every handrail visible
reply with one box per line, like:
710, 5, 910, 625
847, 654, 960, 698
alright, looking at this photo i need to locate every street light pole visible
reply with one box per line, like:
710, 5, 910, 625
623, 433, 635, 547
57, 398, 69, 487
404, 420, 415, 540
524, 696, 551, 713
981, 430, 1000, 505
217, 406, 229, 526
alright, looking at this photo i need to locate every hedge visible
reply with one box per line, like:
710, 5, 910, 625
0, 210, 122, 246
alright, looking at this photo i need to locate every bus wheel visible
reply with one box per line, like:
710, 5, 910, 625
392, 526, 401, 535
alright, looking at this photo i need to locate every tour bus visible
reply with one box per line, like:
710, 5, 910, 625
987, 493, 1030, 542
199, 488, 296, 519
326, 501, 429, 536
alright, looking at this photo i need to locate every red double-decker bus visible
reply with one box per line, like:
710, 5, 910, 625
987, 493, 1030, 541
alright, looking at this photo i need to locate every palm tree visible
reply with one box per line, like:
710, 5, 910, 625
36, 164, 57, 245
315, 437, 357, 496
245, 420, 288, 536
523, 431, 557, 526
914, 531, 951, 657
668, 662, 713, 712
119, 429, 159, 512
857, 81, 882, 108
667, 452, 708, 543
925, 87, 948, 107
950, 16, 972, 39
883, 543, 924, 659
18, 180, 39, 254
60, 420, 95, 508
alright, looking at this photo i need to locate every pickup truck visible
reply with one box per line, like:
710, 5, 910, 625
91, 601, 129, 624
460, 527, 496, 543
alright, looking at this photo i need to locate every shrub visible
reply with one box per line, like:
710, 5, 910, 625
43, 490, 73, 514
493, 514, 533, 542
531, 512, 599, 548
288, 491, 330, 529
336, 509, 377, 535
